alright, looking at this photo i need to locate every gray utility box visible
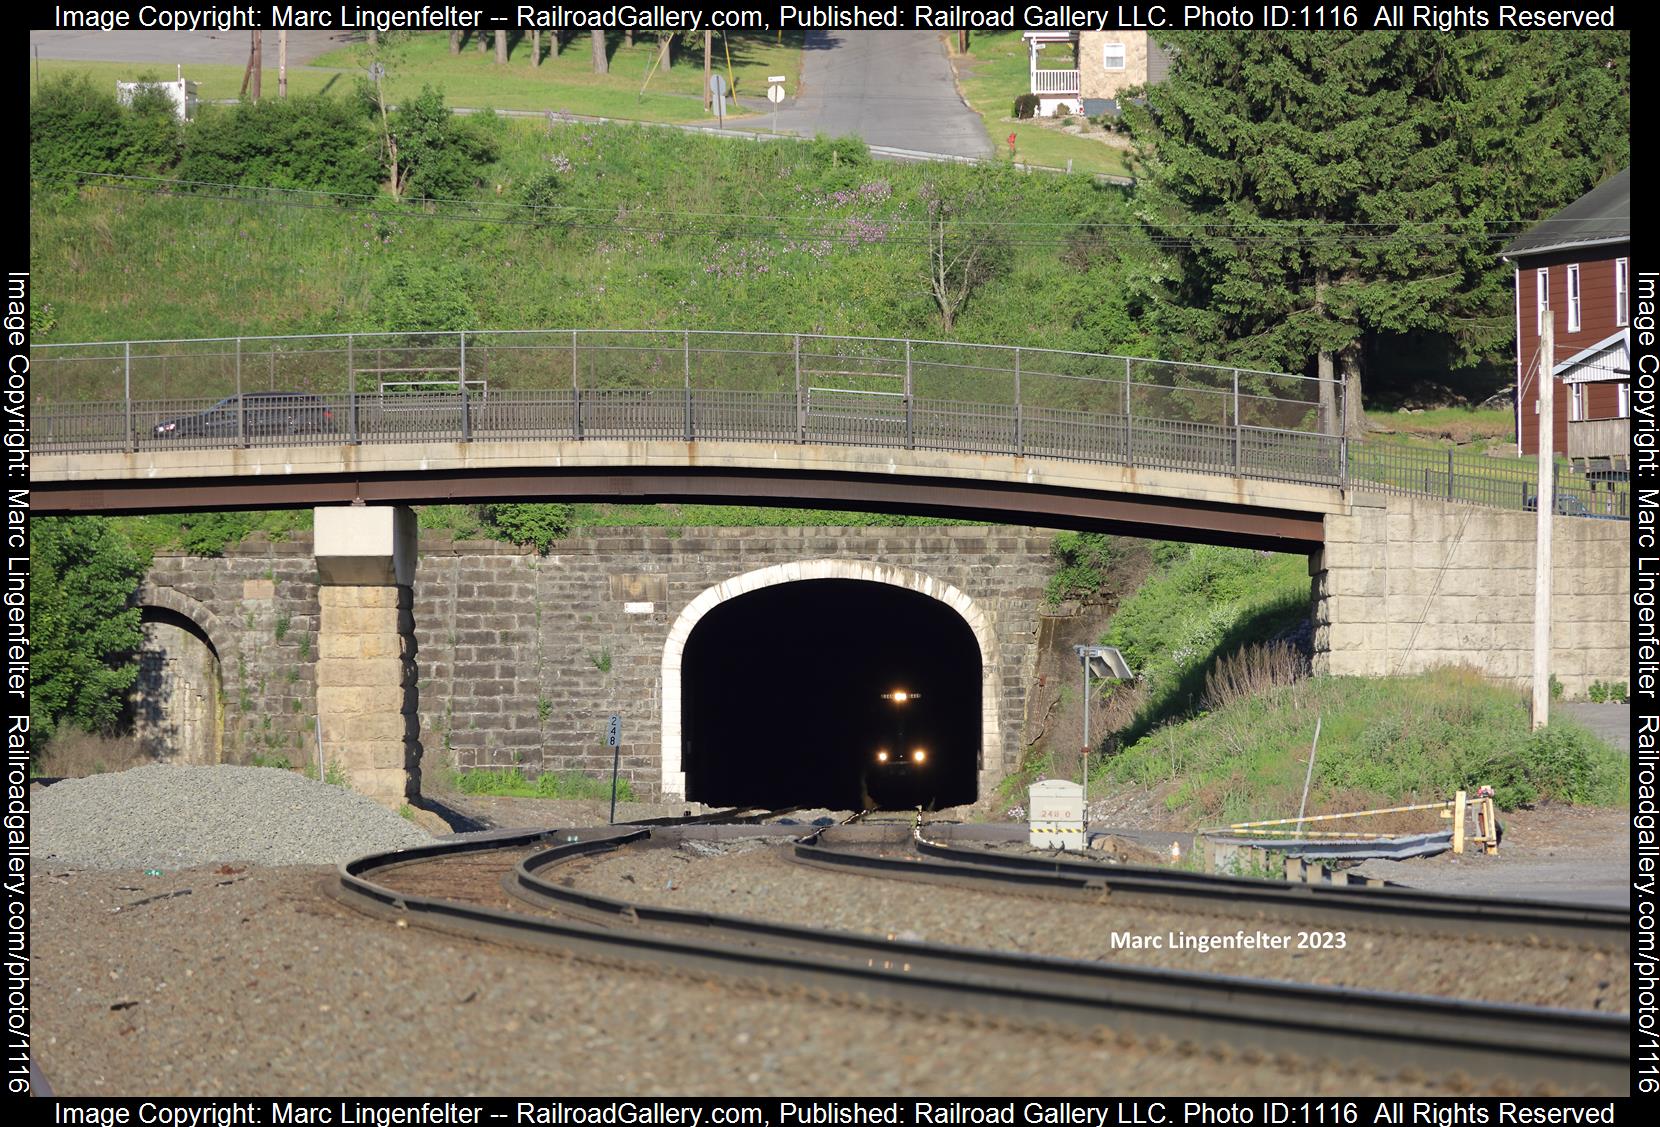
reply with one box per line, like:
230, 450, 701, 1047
1028, 779, 1084, 850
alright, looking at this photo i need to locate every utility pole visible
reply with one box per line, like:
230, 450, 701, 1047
1532, 311, 1555, 729
278, 31, 287, 97
250, 31, 262, 101
703, 31, 712, 111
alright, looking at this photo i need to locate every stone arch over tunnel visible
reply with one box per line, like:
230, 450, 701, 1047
133, 586, 228, 765
660, 561, 1002, 804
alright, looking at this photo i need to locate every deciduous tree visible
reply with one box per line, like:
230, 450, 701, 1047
29, 518, 146, 745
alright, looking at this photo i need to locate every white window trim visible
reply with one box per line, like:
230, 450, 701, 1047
1103, 42, 1126, 70
1536, 267, 1549, 333
1617, 258, 1630, 327
1619, 382, 1631, 419
1567, 263, 1582, 333
1570, 383, 1585, 422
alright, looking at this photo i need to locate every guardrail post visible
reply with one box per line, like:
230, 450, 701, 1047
572, 330, 582, 439
1446, 447, 1455, 500
904, 339, 914, 449
1124, 357, 1133, 466
235, 338, 246, 448
1013, 346, 1024, 458
124, 341, 135, 452
1232, 368, 1241, 474
459, 333, 472, 443
794, 334, 804, 444
346, 334, 358, 444
684, 330, 693, 441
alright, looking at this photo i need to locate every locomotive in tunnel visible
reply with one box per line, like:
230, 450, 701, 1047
680, 578, 980, 810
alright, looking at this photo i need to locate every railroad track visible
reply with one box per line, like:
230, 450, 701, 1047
785, 822, 1631, 949
332, 824, 1629, 1093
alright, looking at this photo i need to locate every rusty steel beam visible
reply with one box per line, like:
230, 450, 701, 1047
30, 467, 1325, 551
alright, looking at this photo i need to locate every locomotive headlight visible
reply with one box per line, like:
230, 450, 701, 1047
876, 750, 889, 763
912, 749, 926, 763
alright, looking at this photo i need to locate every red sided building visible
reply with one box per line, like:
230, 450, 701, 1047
1503, 167, 1630, 473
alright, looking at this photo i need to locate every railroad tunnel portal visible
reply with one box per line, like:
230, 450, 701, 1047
666, 564, 996, 810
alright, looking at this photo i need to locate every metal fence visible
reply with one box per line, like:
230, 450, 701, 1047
29, 328, 1626, 519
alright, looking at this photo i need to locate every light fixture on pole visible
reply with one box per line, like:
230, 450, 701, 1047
1075, 645, 1132, 830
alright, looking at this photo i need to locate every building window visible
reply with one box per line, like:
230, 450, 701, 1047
1566, 263, 1581, 333
1570, 383, 1585, 422
1620, 382, 1631, 419
1617, 258, 1630, 326
1103, 42, 1126, 70
1536, 267, 1548, 333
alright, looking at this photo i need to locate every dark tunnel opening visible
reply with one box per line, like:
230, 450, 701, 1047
681, 579, 981, 810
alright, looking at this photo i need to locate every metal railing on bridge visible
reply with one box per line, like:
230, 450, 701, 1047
28, 329, 1627, 519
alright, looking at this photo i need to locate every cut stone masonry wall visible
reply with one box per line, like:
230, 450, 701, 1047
1313, 495, 1629, 696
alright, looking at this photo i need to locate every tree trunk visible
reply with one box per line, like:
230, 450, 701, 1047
532, 30, 540, 67
592, 31, 608, 74
495, 31, 508, 65
479, 31, 488, 54
662, 32, 673, 68
449, 31, 460, 55
1339, 345, 1366, 440
625, 30, 634, 48
1315, 268, 1337, 437
703, 31, 712, 110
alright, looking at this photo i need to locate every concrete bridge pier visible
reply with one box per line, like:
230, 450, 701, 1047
313, 506, 422, 805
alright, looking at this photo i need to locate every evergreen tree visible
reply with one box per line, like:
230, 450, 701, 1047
1126, 31, 1628, 436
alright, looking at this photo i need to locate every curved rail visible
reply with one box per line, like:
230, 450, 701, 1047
331, 827, 1628, 1092
786, 824, 1629, 948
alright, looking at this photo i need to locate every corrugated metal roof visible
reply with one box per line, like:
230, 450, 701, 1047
1503, 167, 1630, 259
1556, 329, 1630, 383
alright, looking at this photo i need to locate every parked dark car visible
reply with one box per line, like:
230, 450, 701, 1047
1522, 490, 1625, 519
153, 392, 335, 439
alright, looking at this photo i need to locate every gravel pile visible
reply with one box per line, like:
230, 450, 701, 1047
33, 765, 430, 870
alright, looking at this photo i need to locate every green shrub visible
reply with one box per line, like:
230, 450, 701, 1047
393, 86, 500, 200
1044, 531, 1118, 605
30, 74, 181, 185
371, 255, 477, 331
481, 503, 573, 552
520, 168, 565, 229
178, 94, 381, 194
1012, 93, 1041, 120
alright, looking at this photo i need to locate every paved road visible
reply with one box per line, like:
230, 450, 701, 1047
28, 30, 357, 67
750, 31, 991, 158
1558, 702, 1630, 753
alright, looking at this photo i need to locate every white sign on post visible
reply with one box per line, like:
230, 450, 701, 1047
767, 75, 786, 133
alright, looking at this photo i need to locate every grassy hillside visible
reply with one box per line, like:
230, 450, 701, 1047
1101, 670, 1627, 827
31, 117, 1150, 352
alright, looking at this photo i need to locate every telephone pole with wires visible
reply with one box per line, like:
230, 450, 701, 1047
1531, 310, 1555, 729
